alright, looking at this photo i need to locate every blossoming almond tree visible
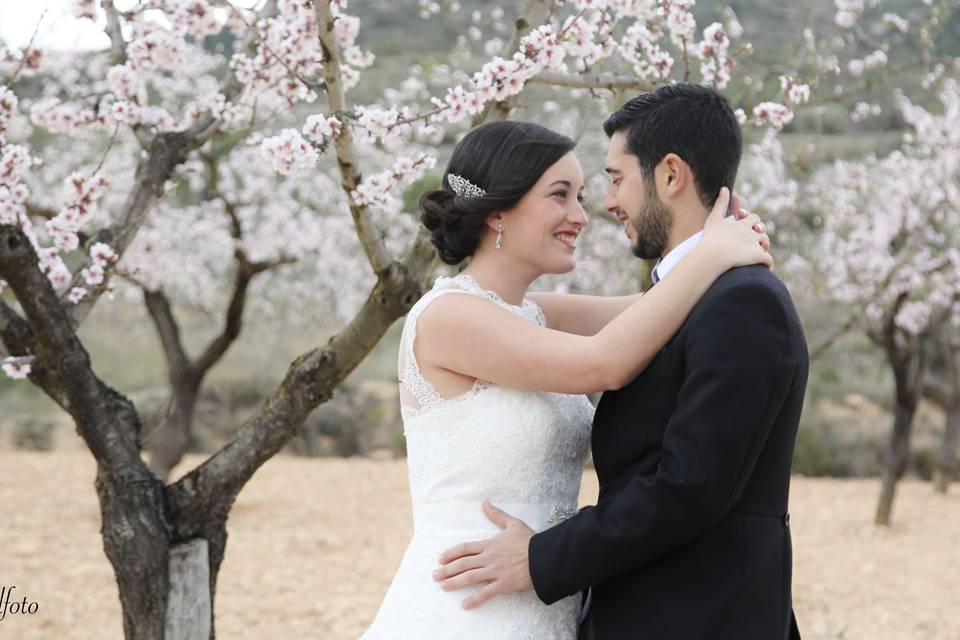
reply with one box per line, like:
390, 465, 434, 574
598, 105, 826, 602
793, 79, 960, 525
922, 326, 960, 494
0, 0, 955, 636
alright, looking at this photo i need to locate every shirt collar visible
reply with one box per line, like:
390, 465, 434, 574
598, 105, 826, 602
652, 230, 704, 282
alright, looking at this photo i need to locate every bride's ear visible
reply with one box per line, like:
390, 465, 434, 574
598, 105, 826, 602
485, 212, 504, 232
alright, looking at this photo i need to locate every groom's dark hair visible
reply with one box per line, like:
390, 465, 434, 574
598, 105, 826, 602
603, 83, 742, 208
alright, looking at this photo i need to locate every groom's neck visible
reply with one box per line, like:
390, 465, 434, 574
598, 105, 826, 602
663, 209, 708, 258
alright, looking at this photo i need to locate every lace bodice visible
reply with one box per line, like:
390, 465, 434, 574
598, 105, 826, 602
398, 273, 546, 418
361, 274, 593, 639
397, 273, 592, 506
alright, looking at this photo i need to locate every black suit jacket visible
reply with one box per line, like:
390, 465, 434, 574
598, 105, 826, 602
529, 265, 808, 640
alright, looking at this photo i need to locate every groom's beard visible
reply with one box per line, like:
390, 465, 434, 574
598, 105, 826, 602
629, 181, 672, 260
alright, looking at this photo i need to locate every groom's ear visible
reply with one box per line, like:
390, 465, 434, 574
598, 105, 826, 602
658, 153, 692, 199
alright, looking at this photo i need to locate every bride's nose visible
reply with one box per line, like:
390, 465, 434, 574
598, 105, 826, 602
568, 201, 588, 227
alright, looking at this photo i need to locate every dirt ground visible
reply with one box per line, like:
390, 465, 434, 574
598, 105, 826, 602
1, 450, 958, 639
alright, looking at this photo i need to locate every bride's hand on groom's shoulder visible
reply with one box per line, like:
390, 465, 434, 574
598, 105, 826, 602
730, 193, 772, 254
701, 188, 774, 272
433, 499, 535, 609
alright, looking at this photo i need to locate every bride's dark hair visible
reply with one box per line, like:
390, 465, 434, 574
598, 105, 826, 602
419, 121, 576, 265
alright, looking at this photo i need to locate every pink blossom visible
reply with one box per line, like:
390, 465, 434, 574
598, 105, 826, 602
107, 64, 146, 104
1, 361, 31, 380
752, 102, 794, 132
82, 263, 106, 285
71, 0, 98, 21
90, 242, 118, 267
0, 144, 33, 187
302, 114, 343, 146
0, 85, 17, 137
666, 0, 697, 46
882, 13, 909, 34
260, 129, 318, 174
351, 154, 436, 212
68, 287, 88, 304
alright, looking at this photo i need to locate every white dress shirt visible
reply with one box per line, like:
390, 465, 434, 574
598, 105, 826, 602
651, 230, 704, 283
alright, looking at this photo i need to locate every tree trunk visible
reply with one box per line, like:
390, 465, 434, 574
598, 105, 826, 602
875, 397, 918, 525
934, 402, 960, 493
146, 379, 200, 482
96, 459, 172, 639
875, 334, 924, 526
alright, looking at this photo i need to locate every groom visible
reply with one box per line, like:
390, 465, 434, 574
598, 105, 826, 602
433, 83, 807, 640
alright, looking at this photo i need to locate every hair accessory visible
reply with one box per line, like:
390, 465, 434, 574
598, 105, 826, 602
447, 173, 486, 199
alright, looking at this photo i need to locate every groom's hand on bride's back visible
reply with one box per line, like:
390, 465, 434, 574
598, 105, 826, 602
433, 499, 535, 609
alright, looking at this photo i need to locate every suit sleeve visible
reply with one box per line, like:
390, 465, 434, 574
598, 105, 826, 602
528, 278, 798, 605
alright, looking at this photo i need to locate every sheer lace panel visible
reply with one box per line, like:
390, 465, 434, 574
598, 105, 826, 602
397, 274, 546, 417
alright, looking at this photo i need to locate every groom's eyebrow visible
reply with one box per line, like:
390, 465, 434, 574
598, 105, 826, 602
604, 167, 621, 176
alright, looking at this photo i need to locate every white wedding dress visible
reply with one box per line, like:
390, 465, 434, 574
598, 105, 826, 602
360, 273, 594, 639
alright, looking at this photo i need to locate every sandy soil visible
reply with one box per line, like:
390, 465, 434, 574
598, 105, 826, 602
1, 450, 958, 639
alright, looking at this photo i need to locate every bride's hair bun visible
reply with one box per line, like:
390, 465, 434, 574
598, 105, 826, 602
417, 121, 576, 265
419, 189, 489, 265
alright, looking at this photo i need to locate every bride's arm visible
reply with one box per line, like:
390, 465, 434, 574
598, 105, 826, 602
526, 195, 758, 337
526, 291, 643, 336
419, 190, 771, 394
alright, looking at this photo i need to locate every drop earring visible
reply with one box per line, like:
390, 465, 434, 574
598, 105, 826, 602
495, 224, 503, 250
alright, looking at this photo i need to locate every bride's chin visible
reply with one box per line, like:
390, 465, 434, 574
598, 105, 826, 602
544, 259, 576, 275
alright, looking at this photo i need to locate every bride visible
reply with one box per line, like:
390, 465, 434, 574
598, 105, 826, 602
359, 120, 770, 639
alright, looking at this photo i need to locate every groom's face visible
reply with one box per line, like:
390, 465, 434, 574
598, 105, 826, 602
603, 132, 672, 260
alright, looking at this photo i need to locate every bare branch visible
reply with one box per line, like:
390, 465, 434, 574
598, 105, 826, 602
102, 0, 128, 66
7, 10, 46, 85
24, 203, 57, 220
143, 288, 191, 376
809, 313, 858, 361
529, 71, 653, 92
808, 57, 941, 108
314, 0, 393, 275
93, 123, 123, 176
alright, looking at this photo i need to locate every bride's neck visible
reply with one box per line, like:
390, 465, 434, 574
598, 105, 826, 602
461, 251, 536, 307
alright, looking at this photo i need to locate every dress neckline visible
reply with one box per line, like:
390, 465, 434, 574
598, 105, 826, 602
436, 273, 530, 311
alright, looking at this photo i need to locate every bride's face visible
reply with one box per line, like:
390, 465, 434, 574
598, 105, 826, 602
496, 151, 588, 275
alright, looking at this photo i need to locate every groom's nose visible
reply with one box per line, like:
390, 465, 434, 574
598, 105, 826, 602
602, 191, 619, 216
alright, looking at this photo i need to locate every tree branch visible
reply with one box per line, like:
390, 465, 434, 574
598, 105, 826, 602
190, 257, 258, 377
66, 122, 218, 329
24, 203, 57, 220
101, 0, 128, 66
471, 0, 556, 126
808, 57, 943, 108
314, 0, 393, 276
166, 222, 438, 532
143, 287, 191, 376
6, 10, 46, 85
529, 71, 653, 92
0, 224, 142, 464
809, 312, 858, 360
